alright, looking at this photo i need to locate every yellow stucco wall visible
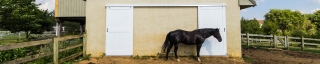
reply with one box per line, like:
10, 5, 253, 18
134, 7, 198, 56
86, 0, 241, 57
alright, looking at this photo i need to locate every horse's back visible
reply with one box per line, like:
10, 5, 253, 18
167, 29, 202, 45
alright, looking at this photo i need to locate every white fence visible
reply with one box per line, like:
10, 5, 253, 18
241, 33, 320, 50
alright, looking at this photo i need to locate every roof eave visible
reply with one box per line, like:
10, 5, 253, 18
239, 0, 257, 10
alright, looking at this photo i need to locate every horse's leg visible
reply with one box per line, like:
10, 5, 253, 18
174, 44, 180, 62
196, 44, 202, 62
166, 44, 173, 61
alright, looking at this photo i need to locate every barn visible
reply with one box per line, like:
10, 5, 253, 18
55, 0, 256, 57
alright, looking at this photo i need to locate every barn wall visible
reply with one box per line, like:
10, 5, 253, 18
86, 0, 241, 57
55, 0, 86, 17
134, 7, 198, 56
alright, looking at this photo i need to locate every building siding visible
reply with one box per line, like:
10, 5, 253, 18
56, 0, 86, 17
86, 0, 241, 57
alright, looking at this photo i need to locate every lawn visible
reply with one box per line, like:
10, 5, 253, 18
0, 32, 55, 44
0, 32, 27, 44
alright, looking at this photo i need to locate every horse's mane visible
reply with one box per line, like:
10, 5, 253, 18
194, 28, 219, 37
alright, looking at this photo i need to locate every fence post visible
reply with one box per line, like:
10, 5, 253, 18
0, 31, 2, 39
241, 34, 243, 42
285, 35, 289, 49
53, 37, 59, 64
269, 38, 272, 46
301, 36, 304, 51
83, 34, 87, 57
18, 32, 21, 42
259, 36, 261, 43
246, 33, 249, 47
273, 35, 277, 48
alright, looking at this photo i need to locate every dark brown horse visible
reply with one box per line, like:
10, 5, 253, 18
162, 28, 222, 62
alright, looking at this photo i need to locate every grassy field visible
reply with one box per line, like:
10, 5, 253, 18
0, 32, 27, 44
0, 31, 55, 45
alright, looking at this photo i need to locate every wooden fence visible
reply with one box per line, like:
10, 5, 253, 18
0, 34, 87, 64
241, 33, 320, 50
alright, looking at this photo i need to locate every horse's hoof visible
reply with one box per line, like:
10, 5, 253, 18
177, 59, 180, 62
197, 58, 201, 62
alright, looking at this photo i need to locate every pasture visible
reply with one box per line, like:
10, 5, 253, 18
0, 31, 56, 44
0, 31, 26, 44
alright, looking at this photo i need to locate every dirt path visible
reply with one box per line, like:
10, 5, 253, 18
75, 48, 320, 64
242, 48, 320, 64
75, 56, 246, 64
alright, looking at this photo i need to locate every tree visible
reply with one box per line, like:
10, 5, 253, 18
308, 10, 320, 38
263, 9, 316, 36
241, 17, 262, 34
261, 20, 279, 35
0, 0, 55, 40
309, 10, 320, 28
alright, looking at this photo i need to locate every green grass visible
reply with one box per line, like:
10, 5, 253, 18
242, 55, 253, 63
0, 33, 55, 44
286, 47, 320, 54
133, 55, 157, 60
0, 33, 27, 44
2, 33, 26, 39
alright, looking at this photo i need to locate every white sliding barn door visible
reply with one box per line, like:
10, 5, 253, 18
105, 6, 133, 56
198, 6, 227, 56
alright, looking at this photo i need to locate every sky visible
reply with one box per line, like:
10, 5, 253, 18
34, 0, 320, 20
34, 0, 55, 11
241, 0, 320, 20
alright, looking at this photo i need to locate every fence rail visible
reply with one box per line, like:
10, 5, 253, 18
242, 33, 320, 50
3, 52, 53, 64
0, 34, 86, 64
0, 39, 52, 51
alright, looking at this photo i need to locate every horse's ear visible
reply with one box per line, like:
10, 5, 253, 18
215, 28, 220, 31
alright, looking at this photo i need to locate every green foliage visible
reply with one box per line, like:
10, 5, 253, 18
241, 17, 262, 34
262, 9, 316, 37
83, 54, 91, 60
0, 38, 83, 63
62, 22, 81, 35
312, 29, 320, 39
261, 21, 279, 35
0, 0, 55, 40
133, 55, 140, 59
309, 10, 320, 28
0, 45, 42, 63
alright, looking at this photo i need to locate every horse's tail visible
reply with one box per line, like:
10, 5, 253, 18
161, 32, 171, 52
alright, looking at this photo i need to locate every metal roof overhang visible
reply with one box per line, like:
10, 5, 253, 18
239, 0, 257, 9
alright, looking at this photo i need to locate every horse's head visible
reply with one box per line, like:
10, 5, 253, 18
211, 28, 222, 42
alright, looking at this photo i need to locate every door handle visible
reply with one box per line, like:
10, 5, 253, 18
107, 28, 108, 32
